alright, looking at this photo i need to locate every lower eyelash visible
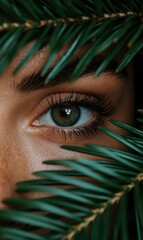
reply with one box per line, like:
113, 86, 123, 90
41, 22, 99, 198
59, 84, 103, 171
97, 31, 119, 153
47, 117, 106, 141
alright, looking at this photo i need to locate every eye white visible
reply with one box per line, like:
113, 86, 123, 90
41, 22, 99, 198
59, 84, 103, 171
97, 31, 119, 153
38, 106, 94, 128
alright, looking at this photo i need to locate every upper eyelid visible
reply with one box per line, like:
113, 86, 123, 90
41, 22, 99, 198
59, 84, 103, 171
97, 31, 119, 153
31, 92, 117, 123
45, 92, 99, 106
31, 92, 96, 121
45, 92, 117, 115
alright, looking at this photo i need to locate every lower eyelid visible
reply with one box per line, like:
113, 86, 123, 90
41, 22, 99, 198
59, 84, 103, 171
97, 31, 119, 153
63, 117, 106, 140
32, 116, 107, 142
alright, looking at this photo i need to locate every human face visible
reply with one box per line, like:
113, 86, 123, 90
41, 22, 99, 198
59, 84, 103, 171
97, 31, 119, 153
0, 43, 134, 207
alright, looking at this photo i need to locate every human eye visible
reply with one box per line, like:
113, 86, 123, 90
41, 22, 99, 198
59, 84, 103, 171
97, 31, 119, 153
31, 92, 116, 142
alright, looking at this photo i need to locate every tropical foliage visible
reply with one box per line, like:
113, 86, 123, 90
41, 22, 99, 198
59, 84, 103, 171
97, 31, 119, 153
0, 0, 143, 239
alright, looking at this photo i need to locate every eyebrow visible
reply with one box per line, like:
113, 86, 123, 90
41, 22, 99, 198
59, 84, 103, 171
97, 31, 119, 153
16, 55, 127, 93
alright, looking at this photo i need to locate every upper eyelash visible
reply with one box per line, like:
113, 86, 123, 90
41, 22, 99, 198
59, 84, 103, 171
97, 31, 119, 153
45, 92, 117, 117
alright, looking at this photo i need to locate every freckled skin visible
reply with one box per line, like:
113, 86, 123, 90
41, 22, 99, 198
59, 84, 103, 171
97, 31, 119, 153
0, 43, 134, 207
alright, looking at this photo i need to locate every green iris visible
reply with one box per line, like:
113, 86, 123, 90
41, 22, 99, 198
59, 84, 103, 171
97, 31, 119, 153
51, 105, 80, 127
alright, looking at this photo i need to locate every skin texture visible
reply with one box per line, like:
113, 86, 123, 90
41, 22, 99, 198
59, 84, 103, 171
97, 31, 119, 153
0, 43, 134, 208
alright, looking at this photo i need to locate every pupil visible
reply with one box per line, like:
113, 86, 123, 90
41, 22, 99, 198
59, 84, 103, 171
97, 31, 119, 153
61, 108, 72, 117
51, 105, 80, 127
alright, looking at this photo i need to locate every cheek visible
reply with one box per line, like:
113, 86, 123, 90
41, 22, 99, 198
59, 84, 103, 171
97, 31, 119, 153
14, 135, 73, 174
18, 121, 129, 176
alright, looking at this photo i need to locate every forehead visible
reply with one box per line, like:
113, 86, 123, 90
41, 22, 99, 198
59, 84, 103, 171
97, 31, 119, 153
6, 41, 50, 77
2, 41, 91, 85
2, 40, 127, 87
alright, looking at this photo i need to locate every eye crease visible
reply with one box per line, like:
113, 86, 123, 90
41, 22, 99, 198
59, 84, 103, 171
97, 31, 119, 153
31, 92, 117, 141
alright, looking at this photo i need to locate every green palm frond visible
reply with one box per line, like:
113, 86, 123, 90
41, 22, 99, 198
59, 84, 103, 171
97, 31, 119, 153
0, 114, 142, 240
0, 0, 143, 81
